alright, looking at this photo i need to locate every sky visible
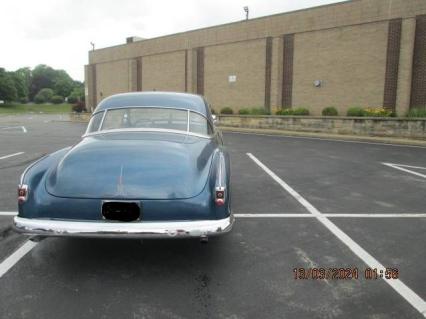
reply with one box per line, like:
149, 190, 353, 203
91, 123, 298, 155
0, 0, 345, 82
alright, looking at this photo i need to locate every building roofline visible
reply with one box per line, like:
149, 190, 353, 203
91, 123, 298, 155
90, 0, 351, 53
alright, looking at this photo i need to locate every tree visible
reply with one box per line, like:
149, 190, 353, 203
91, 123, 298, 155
13, 67, 31, 99
31, 65, 75, 99
11, 72, 28, 99
67, 86, 84, 102
54, 78, 74, 97
0, 68, 17, 102
73, 81, 84, 94
30, 64, 56, 99
0, 65, 80, 103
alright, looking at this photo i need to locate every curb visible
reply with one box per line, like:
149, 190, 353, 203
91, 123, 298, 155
219, 126, 426, 147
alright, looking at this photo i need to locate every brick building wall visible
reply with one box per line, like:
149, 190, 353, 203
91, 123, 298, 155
204, 39, 266, 111
85, 0, 426, 115
292, 21, 388, 114
141, 51, 186, 92
96, 60, 129, 100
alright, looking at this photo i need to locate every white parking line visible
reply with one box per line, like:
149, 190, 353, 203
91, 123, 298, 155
0, 152, 25, 160
383, 163, 426, 179
225, 131, 426, 149
0, 241, 38, 279
235, 213, 426, 218
392, 164, 426, 170
0, 212, 18, 216
247, 152, 426, 317
0, 126, 27, 133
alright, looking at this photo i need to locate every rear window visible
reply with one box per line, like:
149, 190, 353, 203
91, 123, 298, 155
87, 107, 212, 136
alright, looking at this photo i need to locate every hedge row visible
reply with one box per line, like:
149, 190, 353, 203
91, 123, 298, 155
214, 106, 426, 118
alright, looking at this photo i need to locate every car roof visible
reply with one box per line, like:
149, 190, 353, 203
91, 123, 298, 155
93, 92, 209, 116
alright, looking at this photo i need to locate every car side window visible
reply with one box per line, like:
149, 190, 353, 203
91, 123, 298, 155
86, 111, 104, 133
190, 112, 211, 136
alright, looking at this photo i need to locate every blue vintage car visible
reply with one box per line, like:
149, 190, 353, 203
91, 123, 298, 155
14, 92, 233, 242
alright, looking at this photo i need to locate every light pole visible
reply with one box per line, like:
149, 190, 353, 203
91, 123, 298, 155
243, 6, 249, 20
90, 42, 95, 51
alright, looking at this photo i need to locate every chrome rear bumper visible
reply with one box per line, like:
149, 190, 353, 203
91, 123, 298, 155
13, 215, 234, 239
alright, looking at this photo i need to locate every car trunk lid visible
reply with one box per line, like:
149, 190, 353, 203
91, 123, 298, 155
45, 132, 215, 200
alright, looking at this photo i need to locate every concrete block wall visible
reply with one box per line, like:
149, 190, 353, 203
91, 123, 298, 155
85, 0, 426, 114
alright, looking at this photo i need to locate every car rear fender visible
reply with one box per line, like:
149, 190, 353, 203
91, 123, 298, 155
19, 147, 71, 209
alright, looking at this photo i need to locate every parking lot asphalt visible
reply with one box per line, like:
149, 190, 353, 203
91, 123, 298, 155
0, 114, 425, 319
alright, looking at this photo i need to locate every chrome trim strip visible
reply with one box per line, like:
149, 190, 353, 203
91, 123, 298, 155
99, 109, 107, 131
214, 152, 227, 204
186, 109, 190, 133
82, 128, 213, 139
216, 152, 226, 189
13, 215, 234, 239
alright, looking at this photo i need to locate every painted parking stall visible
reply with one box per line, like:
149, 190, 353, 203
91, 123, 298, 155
247, 152, 426, 316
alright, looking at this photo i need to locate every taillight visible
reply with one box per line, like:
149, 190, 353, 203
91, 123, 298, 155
215, 187, 225, 206
18, 184, 28, 204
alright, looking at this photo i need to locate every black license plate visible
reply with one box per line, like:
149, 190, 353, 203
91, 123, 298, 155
102, 201, 141, 222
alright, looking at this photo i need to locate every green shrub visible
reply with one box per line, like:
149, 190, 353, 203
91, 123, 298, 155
292, 107, 310, 116
220, 107, 233, 114
275, 108, 293, 115
238, 108, 250, 115
322, 106, 338, 116
67, 95, 78, 104
237, 107, 270, 115
51, 95, 64, 104
347, 107, 365, 117
249, 107, 270, 115
406, 108, 426, 118
34, 94, 46, 104
19, 97, 29, 104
